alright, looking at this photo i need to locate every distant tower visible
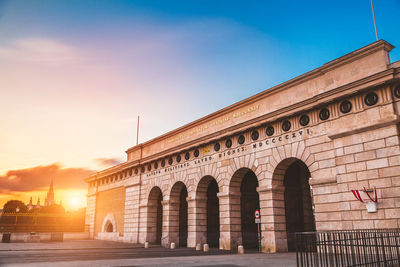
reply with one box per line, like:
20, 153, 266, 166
44, 178, 55, 206
27, 197, 34, 210
36, 197, 41, 208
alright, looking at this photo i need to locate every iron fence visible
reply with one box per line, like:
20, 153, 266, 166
296, 229, 400, 267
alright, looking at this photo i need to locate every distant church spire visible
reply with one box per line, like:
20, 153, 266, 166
45, 178, 55, 206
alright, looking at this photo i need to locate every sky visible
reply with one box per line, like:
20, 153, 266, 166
1, 0, 400, 210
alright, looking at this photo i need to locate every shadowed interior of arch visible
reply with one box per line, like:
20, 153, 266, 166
105, 220, 113, 232
283, 160, 315, 251
170, 181, 188, 247
196, 176, 220, 247
230, 167, 261, 250
147, 186, 163, 244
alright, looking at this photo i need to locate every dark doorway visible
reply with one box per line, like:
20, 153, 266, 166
240, 170, 260, 249
207, 179, 220, 247
106, 222, 113, 232
156, 191, 163, 245
284, 160, 315, 251
179, 186, 188, 247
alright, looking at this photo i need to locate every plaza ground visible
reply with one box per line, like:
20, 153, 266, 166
0, 240, 296, 266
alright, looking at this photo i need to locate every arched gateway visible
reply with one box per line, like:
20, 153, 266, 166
85, 41, 400, 252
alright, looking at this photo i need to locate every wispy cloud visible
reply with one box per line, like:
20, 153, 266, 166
94, 157, 122, 167
0, 163, 93, 193
0, 38, 79, 65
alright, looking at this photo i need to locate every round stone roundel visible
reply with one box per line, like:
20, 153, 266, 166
251, 130, 259, 141
266, 126, 274, 136
364, 92, 378, 106
319, 108, 330, 121
340, 100, 352, 114
299, 114, 309, 126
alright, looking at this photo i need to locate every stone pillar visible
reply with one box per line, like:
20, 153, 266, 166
218, 191, 241, 250
161, 200, 179, 247
189, 197, 207, 247
123, 182, 141, 243
187, 197, 199, 248
258, 185, 288, 253
85, 194, 96, 239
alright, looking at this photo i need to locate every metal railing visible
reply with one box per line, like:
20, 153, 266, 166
296, 229, 400, 267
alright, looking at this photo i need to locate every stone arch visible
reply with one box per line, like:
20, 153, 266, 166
101, 213, 116, 233
167, 181, 188, 247
269, 156, 315, 252
223, 167, 261, 250
146, 186, 163, 244
192, 162, 223, 193
192, 175, 220, 247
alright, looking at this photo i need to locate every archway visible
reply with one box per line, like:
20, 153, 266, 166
105, 221, 113, 232
170, 181, 188, 247
147, 186, 163, 244
195, 176, 220, 247
229, 168, 261, 250
283, 160, 315, 251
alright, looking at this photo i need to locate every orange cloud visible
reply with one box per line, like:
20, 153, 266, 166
94, 157, 122, 167
0, 163, 93, 193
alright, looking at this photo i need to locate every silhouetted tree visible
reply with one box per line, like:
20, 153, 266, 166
2, 200, 27, 213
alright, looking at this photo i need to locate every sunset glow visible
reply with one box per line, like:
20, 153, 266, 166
1, 1, 400, 211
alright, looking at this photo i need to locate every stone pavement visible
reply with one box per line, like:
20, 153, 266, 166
0, 240, 297, 267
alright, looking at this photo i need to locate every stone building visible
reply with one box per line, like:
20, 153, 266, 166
85, 40, 400, 253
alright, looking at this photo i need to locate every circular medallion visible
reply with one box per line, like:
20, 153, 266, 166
340, 100, 352, 114
194, 149, 200, 157
185, 152, 190, 160
176, 154, 181, 163
282, 120, 291, 132
214, 142, 220, 152
319, 108, 330, 121
238, 135, 245, 144
154, 162, 158, 169
168, 157, 173, 165
141, 166, 145, 173
364, 92, 378, 106
147, 164, 151, 171
299, 115, 309, 126
135, 168, 138, 175
161, 160, 165, 168
226, 139, 232, 148
251, 130, 259, 141
266, 126, 274, 136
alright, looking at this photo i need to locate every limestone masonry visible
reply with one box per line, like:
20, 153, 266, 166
85, 40, 400, 253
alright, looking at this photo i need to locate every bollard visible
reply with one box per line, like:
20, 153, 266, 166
238, 245, 244, 254
196, 243, 202, 251
144, 241, 149, 248
170, 242, 176, 249
203, 243, 209, 252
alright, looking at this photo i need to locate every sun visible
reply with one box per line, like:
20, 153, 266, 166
70, 196, 80, 207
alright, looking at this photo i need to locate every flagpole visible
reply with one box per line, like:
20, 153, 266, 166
136, 116, 140, 145
370, 0, 379, 41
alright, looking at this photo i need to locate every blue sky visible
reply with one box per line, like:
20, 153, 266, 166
0, 0, 399, 185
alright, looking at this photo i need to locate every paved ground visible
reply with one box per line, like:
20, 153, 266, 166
0, 240, 297, 267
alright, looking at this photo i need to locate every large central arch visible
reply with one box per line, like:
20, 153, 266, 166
271, 157, 315, 252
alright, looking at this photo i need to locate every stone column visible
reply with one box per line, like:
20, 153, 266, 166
258, 185, 288, 253
218, 191, 241, 250
187, 197, 199, 248
161, 200, 180, 247
85, 193, 97, 239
